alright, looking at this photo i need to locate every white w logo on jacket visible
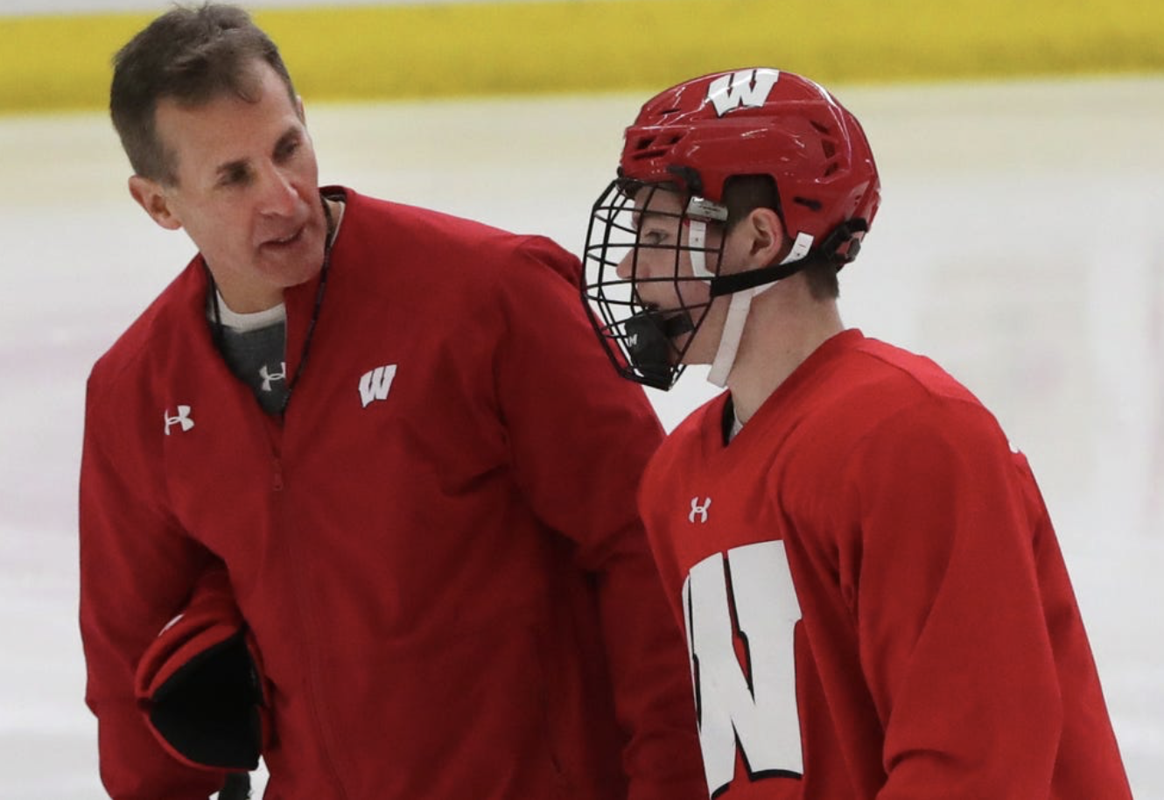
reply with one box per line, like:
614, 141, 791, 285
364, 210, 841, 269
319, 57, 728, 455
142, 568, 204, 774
358, 364, 397, 408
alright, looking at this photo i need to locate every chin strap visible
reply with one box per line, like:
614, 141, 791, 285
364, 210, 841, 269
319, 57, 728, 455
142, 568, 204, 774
706, 232, 814, 387
706, 290, 753, 387
702, 217, 869, 387
680, 186, 868, 388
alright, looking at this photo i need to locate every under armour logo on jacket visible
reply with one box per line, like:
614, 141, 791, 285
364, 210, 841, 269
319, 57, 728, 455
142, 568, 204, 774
689, 497, 712, 524
164, 406, 195, 435
358, 364, 397, 408
260, 361, 286, 393
707, 69, 780, 117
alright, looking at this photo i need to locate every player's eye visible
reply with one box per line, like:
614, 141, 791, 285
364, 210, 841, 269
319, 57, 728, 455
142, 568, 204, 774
639, 228, 670, 246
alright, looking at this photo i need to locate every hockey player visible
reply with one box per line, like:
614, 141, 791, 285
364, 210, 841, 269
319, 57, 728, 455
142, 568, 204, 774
79, 4, 705, 797
581, 67, 1132, 798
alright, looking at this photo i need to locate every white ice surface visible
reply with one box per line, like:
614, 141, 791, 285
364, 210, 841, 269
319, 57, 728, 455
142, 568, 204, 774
0, 77, 1161, 798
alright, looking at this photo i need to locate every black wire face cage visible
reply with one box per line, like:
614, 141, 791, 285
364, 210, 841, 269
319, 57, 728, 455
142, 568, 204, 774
581, 180, 727, 391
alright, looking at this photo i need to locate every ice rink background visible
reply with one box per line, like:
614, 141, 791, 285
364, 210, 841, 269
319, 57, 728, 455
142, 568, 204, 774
0, 76, 1161, 797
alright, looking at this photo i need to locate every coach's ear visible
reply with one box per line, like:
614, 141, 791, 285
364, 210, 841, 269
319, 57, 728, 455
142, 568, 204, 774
129, 175, 183, 231
135, 567, 268, 771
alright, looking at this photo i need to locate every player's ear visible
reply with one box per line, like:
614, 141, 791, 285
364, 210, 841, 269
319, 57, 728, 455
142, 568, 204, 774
739, 207, 786, 268
129, 175, 183, 231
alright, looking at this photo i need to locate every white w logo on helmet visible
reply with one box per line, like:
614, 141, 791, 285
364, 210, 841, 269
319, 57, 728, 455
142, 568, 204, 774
707, 69, 780, 117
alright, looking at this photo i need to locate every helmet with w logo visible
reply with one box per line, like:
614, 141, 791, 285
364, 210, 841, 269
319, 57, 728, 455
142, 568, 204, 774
620, 68, 880, 251
581, 68, 880, 390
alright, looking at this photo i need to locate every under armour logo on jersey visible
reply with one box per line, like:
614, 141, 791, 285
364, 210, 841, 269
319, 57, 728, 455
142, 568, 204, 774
707, 69, 780, 117
689, 497, 712, 524
164, 405, 195, 435
358, 364, 397, 408
259, 361, 286, 393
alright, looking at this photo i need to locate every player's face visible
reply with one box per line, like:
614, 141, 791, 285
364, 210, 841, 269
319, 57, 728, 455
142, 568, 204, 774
615, 187, 726, 365
130, 60, 327, 312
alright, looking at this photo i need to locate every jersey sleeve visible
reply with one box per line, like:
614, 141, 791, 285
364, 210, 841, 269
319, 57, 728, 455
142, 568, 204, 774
79, 369, 226, 799
839, 397, 1068, 797
491, 236, 706, 800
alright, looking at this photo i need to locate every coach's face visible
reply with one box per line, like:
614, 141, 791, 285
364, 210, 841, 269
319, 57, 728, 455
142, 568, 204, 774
129, 59, 329, 313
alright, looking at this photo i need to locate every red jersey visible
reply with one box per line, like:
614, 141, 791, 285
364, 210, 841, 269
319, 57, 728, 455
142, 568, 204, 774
80, 188, 705, 799
639, 329, 1130, 799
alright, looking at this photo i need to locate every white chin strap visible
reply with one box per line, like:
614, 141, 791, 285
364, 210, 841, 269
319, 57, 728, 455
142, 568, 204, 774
706, 231, 815, 388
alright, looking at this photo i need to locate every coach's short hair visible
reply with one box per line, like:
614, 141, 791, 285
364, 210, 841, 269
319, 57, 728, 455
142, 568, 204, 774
110, 3, 297, 183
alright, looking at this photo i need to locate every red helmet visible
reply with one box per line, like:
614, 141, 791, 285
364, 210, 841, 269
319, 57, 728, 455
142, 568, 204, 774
620, 67, 880, 260
581, 68, 880, 390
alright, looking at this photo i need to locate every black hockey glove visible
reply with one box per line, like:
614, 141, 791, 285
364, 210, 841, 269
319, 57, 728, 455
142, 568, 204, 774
135, 567, 269, 771
218, 771, 252, 800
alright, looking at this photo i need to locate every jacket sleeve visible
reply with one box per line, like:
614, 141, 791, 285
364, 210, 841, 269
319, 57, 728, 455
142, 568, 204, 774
838, 397, 1118, 798
79, 370, 227, 799
491, 237, 706, 800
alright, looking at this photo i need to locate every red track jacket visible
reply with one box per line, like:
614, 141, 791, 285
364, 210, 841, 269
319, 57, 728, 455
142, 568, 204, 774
80, 188, 705, 799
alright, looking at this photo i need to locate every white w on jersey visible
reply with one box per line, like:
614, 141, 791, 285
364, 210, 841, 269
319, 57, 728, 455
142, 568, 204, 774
683, 540, 803, 796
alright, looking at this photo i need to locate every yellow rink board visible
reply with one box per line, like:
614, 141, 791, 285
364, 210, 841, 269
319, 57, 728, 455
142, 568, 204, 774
3, 0, 1163, 114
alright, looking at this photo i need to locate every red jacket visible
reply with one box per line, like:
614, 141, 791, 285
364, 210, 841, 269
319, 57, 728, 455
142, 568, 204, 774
80, 189, 705, 799
639, 330, 1130, 799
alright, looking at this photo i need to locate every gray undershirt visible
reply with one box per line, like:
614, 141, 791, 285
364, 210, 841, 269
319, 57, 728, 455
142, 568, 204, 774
210, 299, 288, 415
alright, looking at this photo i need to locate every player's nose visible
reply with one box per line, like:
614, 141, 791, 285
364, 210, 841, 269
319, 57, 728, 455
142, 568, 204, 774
616, 250, 640, 281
